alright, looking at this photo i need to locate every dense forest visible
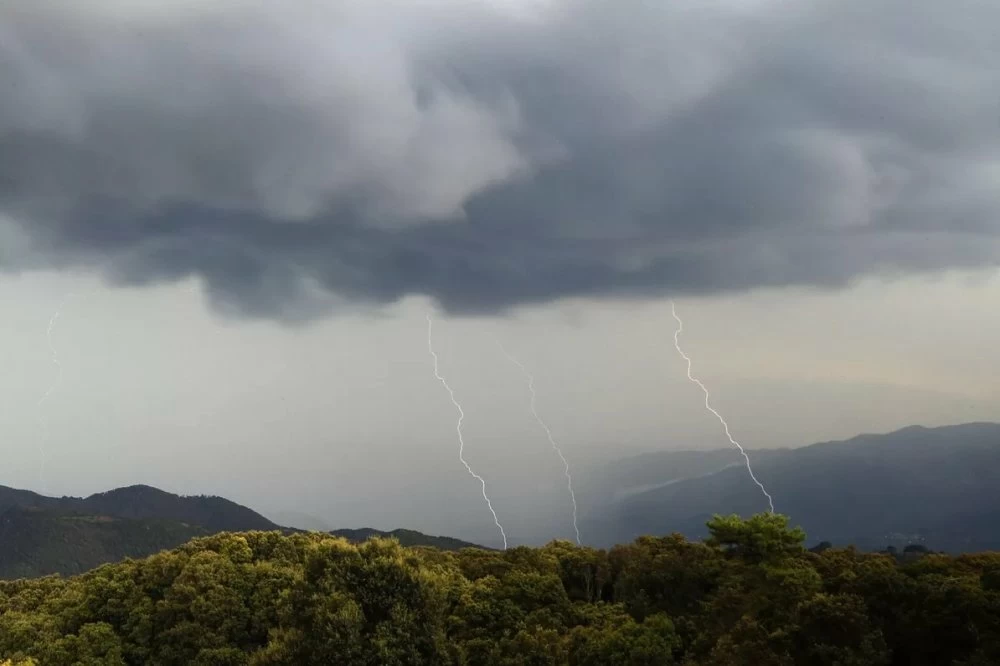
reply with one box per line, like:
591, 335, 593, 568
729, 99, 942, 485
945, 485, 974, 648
0, 513, 998, 665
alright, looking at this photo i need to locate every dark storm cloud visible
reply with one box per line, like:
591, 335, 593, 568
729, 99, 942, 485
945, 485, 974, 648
1, 0, 998, 319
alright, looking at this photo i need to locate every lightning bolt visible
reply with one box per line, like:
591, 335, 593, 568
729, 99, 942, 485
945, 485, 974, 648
670, 301, 775, 513
36, 292, 76, 494
426, 314, 508, 549
498, 343, 581, 545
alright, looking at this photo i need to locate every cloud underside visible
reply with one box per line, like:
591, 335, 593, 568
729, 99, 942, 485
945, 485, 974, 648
2, 0, 998, 319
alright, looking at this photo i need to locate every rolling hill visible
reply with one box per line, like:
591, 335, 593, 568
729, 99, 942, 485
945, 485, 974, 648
0, 484, 279, 532
0, 485, 279, 578
2, 421, 997, 578
582, 422, 1000, 552
0, 506, 206, 579
0, 484, 487, 578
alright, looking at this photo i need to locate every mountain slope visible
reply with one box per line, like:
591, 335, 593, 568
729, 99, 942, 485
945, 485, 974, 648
0, 506, 206, 579
0, 484, 279, 578
0, 484, 278, 532
586, 422, 1000, 552
80, 485, 278, 532
0, 483, 487, 578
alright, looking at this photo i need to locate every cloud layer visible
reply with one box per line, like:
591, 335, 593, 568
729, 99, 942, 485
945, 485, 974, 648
2, 0, 998, 319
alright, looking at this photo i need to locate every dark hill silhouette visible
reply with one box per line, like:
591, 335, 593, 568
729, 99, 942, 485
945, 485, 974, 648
0, 483, 277, 532
0, 484, 486, 578
584, 422, 1000, 552
2, 422, 997, 578
80, 484, 278, 532
0, 506, 206, 579
0, 484, 279, 578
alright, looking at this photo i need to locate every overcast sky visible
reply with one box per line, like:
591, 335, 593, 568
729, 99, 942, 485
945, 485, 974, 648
1, 0, 998, 546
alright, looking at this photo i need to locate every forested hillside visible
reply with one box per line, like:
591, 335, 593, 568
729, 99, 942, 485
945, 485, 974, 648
0, 507, 206, 580
0, 485, 486, 579
1, 514, 998, 665
0, 485, 278, 533
0, 485, 281, 579
582, 423, 1000, 551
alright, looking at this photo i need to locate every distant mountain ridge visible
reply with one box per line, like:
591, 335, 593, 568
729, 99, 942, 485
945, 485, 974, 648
0, 484, 487, 578
583, 422, 1000, 552
81, 485, 278, 532
0, 483, 278, 532
0, 484, 279, 578
2, 421, 997, 579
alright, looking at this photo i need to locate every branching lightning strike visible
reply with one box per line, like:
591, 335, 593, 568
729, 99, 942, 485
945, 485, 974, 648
426, 315, 509, 549
498, 343, 581, 545
670, 301, 775, 513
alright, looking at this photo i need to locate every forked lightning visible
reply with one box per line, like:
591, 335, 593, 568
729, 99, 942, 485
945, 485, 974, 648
670, 301, 775, 513
426, 315, 509, 549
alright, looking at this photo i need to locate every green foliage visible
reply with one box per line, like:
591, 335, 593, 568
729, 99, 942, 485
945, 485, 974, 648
705, 513, 807, 564
0, 515, 999, 664
330, 528, 484, 551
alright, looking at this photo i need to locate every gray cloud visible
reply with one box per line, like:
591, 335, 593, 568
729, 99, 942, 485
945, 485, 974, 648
2, 0, 998, 319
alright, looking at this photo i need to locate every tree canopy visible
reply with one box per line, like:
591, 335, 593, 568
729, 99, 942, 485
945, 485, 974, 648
0, 513, 997, 665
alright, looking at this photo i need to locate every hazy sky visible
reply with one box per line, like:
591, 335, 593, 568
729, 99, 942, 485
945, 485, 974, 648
1, 0, 998, 546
